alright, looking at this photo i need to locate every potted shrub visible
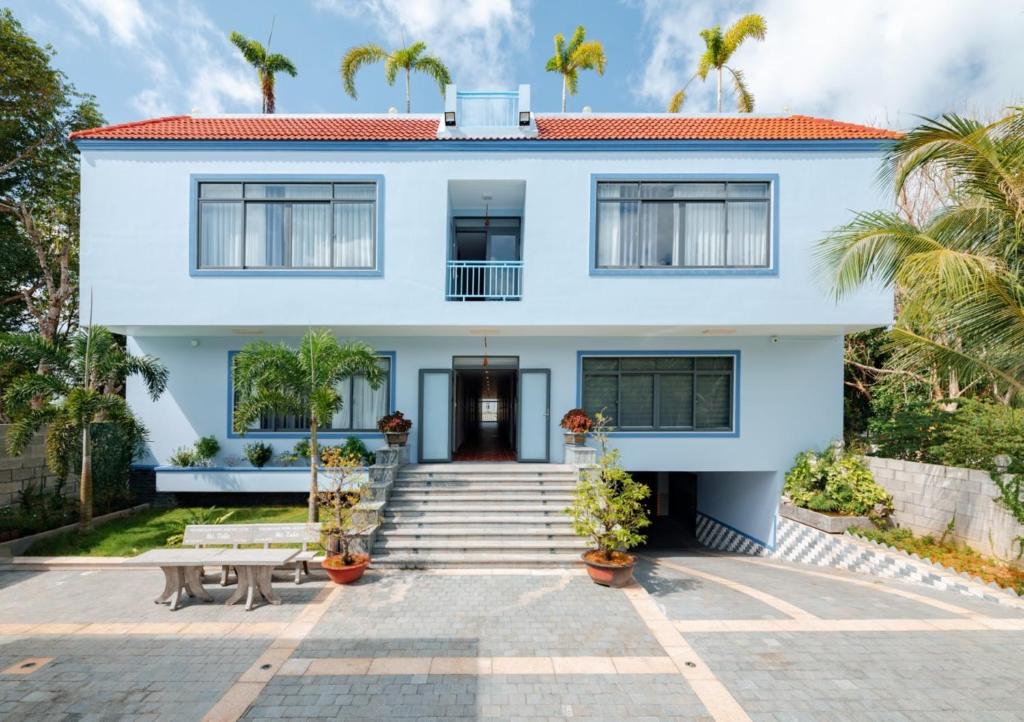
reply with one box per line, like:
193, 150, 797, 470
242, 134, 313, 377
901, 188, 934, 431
377, 410, 412, 447
565, 414, 651, 587
244, 441, 274, 468
560, 408, 593, 446
318, 451, 371, 584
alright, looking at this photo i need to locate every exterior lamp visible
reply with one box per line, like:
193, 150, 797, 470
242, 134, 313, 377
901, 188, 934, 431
994, 454, 1012, 473
444, 111, 456, 127
518, 111, 531, 126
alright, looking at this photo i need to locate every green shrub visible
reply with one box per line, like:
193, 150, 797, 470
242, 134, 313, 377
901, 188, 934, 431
194, 435, 220, 463
784, 444, 893, 518
244, 441, 274, 468
168, 447, 198, 467
929, 399, 1024, 473
341, 437, 371, 464
165, 507, 235, 546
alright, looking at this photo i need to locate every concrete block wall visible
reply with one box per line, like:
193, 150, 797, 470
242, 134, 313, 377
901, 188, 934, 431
866, 456, 1024, 560
0, 425, 75, 508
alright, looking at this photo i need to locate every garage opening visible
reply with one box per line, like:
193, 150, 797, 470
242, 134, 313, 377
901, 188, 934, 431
633, 472, 699, 549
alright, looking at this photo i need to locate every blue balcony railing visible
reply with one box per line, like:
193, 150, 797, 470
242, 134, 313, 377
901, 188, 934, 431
446, 260, 523, 301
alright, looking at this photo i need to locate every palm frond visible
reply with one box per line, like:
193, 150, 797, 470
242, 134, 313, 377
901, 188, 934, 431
722, 13, 766, 58
229, 32, 265, 67
570, 40, 606, 74
567, 25, 587, 55
413, 54, 452, 95
548, 33, 566, 72
667, 90, 686, 113
726, 66, 754, 112
698, 27, 722, 73
265, 53, 297, 77
340, 44, 388, 99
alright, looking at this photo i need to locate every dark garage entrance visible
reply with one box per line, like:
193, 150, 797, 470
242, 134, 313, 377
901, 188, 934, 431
634, 472, 699, 549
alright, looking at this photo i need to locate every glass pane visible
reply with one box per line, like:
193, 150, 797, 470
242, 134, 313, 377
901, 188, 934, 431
333, 203, 376, 268
334, 183, 376, 201
643, 182, 725, 199
330, 380, 352, 430
620, 375, 654, 427
727, 201, 769, 267
659, 375, 694, 427
656, 357, 694, 371
695, 374, 732, 428
639, 202, 680, 266
583, 374, 618, 423
696, 357, 733, 371
621, 358, 656, 371
682, 202, 726, 267
291, 204, 332, 267
199, 183, 242, 199
597, 183, 639, 199
596, 200, 640, 267
351, 371, 388, 430
727, 182, 769, 198
582, 358, 618, 371
245, 203, 286, 266
245, 183, 332, 199
199, 203, 242, 267
453, 356, 519, 369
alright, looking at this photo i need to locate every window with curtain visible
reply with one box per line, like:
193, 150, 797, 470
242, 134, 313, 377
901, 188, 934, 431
233, 356, 391, 432
595, 181, 770, 269
581, 355, 734, 431
198, 181, 377, 270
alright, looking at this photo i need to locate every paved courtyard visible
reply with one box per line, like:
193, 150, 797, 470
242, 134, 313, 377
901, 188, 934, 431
0, 551, 1022, 721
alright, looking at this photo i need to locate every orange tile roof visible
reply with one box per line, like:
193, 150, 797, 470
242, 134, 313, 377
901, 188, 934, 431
70, 114, 901, 142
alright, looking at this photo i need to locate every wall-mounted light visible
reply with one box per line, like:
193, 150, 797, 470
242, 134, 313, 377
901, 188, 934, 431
444, 111, 456, 127
518, 111, 531, 126
190, 339, 200, 348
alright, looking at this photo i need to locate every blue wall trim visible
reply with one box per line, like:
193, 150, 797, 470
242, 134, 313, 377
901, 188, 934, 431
225, 348, 396, 440
697, 510, 774, 550
575, 349, 741, 438
76, 138, 892, 153
188, 173, 385, 278
588, 173, 780, 278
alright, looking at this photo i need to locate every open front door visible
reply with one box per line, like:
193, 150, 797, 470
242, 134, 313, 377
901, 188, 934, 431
418, 369, 452, 462
517, 369, 550, 462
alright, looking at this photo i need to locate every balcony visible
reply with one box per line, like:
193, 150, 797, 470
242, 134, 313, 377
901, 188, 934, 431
446, 260, 523, 301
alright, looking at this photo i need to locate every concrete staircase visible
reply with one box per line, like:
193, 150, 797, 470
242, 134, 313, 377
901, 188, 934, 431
372, 463, 587, 567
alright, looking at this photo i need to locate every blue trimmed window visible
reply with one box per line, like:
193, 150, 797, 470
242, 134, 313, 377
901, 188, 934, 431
595, 181, 770, 270
582, 355, 734, 431
197, 181, 377, 271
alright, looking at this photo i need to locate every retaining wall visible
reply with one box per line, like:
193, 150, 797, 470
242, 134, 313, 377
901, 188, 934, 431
0, 425, 75, 508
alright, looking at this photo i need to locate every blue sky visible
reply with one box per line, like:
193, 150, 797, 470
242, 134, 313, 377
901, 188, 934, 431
9, 1, 1024, 128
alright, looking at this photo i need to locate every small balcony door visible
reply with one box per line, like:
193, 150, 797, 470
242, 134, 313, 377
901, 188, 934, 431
448, 217, 523, 301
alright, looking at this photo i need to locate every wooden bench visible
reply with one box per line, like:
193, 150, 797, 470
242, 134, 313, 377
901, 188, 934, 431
182, 523, 321, 585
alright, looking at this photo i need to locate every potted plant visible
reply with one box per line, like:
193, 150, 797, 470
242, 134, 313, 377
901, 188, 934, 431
318, 450, 371, 584
244, 441, 273, 468
565, 413, 651, 587
377, 410, 412, 447
560, 408, 593, 446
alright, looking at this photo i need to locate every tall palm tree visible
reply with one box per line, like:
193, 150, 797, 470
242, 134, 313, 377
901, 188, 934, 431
545, 26, 607, 112
2, 327, 168, 531
668, 14, 766, 113
341, 41, 451, 113
817, 109, 1024, 400
229, 31, 298, 114
232, 330, 385, 522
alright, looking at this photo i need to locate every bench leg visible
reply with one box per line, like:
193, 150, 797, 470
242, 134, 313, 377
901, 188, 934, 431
220, 565, 231, 586
225, 567, 251, 607
255, 566, 281, 606
184, 566, 213, 602
155, 566, 187, 611
294, 564, 301, 585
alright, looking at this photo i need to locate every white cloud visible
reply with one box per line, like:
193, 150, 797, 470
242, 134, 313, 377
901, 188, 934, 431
316, 0, 532, 88
637, 0, 1024, 127
59, 0, 261, 116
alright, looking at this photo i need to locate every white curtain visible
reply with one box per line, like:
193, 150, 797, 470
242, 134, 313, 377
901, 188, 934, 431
245, 204, 286, 267
291, 205, 331, 267
683, 203, 726, 267
596, 201, 639, 267
330, 380, 352, 430
199, 204, 242, 266
351, 374, 387, 429
334, 203, 375, 268
727, 201, 769, 267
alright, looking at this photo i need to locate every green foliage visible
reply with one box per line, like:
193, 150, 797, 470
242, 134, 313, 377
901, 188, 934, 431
0, 479, 77, 541
165, 507, 235, 546
340, 41, 450, 112
785, 445, 893, 518
317, 457, 367, 565
545, 25, 606, 111
228, 31, 297, 114
668, 14, 765, 112
168, 435, 220, 467
168, 447, 198, 468
194, 435, 220, 462
276, 437, 310, 466
340, 437, 371, 464
244, 441, 274, 468
564, 414, 651, 560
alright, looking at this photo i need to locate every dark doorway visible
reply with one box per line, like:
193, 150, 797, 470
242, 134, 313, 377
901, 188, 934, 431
635, 472, 700, 549
452, 365, 518, 461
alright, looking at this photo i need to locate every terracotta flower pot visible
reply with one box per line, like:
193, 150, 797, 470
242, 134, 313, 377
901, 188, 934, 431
322, 554, 370, 584
563, 432, 587, 446
581, 550, 636, 588
384, 431, 409, 447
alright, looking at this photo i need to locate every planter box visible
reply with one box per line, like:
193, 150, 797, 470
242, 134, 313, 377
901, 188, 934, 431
779, 501, 872, 534
156, 466, 369, 493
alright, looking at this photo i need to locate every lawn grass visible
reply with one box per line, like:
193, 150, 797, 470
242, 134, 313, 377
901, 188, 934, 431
23, 506, 307, 557
850, 526, 1024, 595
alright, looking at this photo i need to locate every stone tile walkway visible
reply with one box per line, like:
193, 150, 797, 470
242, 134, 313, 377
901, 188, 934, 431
0, 550, 1021, 720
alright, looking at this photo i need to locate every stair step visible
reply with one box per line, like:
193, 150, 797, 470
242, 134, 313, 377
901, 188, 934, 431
393, 482, 577, 491
390, 492, 574, 502
375, 538, 588, 550
384, 513, 570, 524
379, 526, 579, 537
371, 551, 583, 568
387, 503, 571, 513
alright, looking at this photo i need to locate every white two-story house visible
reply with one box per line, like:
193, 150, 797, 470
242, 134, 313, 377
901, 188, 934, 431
74, 86, 895, 552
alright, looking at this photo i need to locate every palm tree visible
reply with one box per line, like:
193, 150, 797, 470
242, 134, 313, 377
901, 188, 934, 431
545, 26, 607, 112
341, 41, 451, 113
2, 327, 168, 531
229, 31, 297, 114
668, 14, 766, 113
816, 109, 1024, 400
232, 330, 385, 522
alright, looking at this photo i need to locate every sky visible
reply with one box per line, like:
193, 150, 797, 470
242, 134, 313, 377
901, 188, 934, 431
8, 0, 1024, 130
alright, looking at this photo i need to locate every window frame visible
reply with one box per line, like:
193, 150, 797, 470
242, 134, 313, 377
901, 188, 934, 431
589, 174, 778, 277
576, 350, 740, 437
190, 175, 385, 277
226, 350, 396, 439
